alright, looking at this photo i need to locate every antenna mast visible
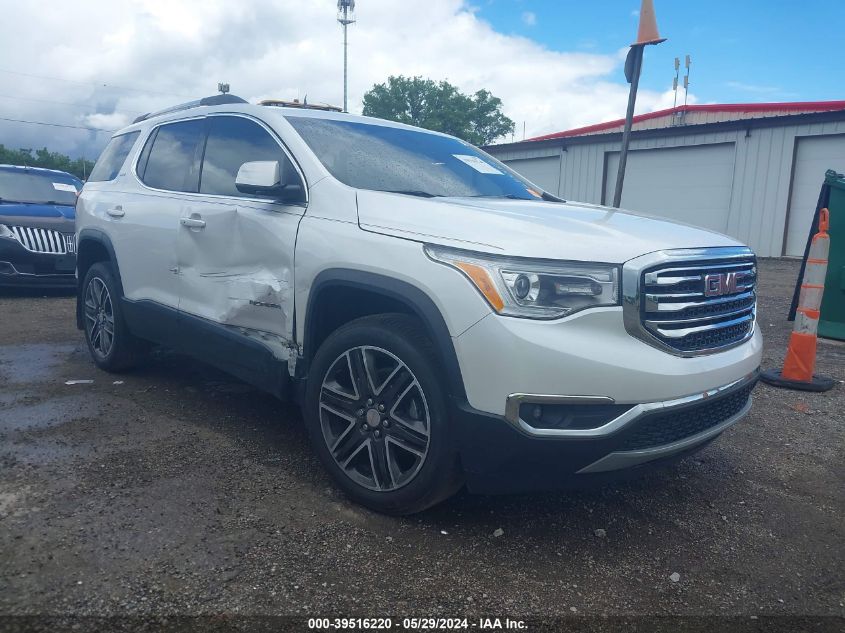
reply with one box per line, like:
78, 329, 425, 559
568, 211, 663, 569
337, 0, 356, 113
672, 57, 680, 110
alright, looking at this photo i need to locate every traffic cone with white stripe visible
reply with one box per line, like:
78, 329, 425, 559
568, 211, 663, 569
761, 208, 836, 392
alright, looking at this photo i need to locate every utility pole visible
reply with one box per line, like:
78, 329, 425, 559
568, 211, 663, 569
612, 0, 666, 208
337, 0, 356, 113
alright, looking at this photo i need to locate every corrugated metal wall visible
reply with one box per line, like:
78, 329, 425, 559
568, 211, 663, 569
489, 120, 845, 257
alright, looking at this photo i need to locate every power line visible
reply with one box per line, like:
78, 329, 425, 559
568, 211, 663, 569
0, 93, 143, 114
0, 68, 193, 99
0, 116, 115, 133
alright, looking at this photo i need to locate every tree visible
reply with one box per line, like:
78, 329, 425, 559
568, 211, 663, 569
0, 145, 95, 180
362, 76, 515, 146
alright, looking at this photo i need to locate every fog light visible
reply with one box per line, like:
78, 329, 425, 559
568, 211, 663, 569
519, 402, 634, 431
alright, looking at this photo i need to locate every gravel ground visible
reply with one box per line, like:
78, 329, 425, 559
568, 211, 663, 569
0, 259, 843, 627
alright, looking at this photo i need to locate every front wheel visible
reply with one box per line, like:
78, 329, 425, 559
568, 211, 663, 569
305, 314, 462, 514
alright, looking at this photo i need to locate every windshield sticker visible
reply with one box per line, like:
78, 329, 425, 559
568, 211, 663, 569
452, 154, 503, 175
53, 182, 78, 193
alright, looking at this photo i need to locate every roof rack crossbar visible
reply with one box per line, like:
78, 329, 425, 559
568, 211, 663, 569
132, 94, 248, 124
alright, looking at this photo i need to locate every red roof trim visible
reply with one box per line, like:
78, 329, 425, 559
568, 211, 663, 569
527, 100, 845, 142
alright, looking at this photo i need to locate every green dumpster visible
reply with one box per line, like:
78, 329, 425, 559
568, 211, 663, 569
819, 170, 845, 341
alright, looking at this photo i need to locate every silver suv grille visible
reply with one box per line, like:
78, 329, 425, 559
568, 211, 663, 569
639, 257, 756, 354
10, 226, 75, 254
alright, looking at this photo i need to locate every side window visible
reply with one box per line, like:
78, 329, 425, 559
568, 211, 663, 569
141, 119, 205, 192
200, 116, 302, 200
88, 131, 140, 182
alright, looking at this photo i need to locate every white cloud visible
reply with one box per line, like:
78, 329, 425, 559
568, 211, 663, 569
0, 0, 679, 157
522, 11, 537, 26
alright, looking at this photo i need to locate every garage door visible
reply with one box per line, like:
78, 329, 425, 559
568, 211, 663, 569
604, 143, 735, 234
785, 134, 845, 256
505, 156, 561, 195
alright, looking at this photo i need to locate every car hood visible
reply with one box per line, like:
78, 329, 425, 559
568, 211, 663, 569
356, 191, 743, 263
0, 202, 76, 221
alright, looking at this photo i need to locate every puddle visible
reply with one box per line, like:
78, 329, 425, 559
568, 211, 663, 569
0, 394, 98, 432
0, 343, 80, 384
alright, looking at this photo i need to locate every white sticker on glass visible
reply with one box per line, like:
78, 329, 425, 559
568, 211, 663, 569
452, 154, 503, 175
53, 182, 78, 193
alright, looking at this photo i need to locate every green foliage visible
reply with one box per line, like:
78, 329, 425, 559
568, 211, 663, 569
362, 76, 515, 146
0, 145, 95, 180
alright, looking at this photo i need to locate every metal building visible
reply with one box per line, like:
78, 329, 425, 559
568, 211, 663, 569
486, 102, 845, 257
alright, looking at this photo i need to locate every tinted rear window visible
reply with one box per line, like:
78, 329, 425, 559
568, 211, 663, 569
141, 120, 205, 192
88, 131, 140, 182
0, 169, 81, 206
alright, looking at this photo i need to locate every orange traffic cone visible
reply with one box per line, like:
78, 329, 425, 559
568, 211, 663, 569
761, 209, 836, 392
634, 0, 667, 46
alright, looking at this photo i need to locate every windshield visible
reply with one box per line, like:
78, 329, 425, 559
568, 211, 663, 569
286, 116, 543, 200
0, 169, 80, 206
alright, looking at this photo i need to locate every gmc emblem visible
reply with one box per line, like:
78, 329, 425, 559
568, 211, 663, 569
704, 272, 738, 297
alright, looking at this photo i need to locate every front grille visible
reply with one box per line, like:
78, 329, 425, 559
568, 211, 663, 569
640, 257, 756, 353
620, 383, 755, 451
9, 226, 74, 254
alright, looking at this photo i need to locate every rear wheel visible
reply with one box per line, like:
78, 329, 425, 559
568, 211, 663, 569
305, 314, 462, 514
81, 262, 143, 372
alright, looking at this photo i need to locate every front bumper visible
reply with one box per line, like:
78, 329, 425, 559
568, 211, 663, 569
0, 238, 76, 287
449, 306, 762, 493
453, 371, 758, 493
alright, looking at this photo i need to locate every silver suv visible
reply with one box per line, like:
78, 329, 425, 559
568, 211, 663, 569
76, 94, 761, 513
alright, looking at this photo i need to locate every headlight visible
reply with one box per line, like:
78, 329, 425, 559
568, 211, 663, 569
0, 224, 18, 240
425, 245, 620, 319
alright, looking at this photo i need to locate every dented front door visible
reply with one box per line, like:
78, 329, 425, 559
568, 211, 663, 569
175, 196, 303, 360
175, 114, 307, 370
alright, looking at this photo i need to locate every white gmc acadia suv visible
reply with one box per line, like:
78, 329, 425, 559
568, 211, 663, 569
76, 94, 762, 514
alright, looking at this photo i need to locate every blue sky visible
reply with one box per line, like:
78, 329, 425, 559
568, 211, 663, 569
476, 0, 845, 105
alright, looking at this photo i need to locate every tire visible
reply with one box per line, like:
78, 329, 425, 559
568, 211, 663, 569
305, 314, 463, 515
81, 262, 143, 372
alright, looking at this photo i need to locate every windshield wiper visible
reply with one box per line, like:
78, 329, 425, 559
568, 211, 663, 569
378, 189, 439, 198
460, 194, 532, 200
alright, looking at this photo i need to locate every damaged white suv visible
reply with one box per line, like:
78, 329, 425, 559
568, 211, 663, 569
76, 94, 762, 514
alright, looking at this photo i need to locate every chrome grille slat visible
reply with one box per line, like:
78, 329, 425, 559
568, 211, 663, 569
645, 261, 757, 278
640, 256, 757, 354
645, 306, 756, 329
8, 225, 69, 255
645, 289, 756, 312
34, 227, 46, 251
643, 274, 702, 287
649, 314, 755, 339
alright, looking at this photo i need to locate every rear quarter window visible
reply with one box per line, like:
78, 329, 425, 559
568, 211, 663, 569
140, 120, 205, 192
88, 131, 141, 182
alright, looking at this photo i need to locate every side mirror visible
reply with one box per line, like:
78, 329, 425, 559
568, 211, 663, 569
235, 160, 305, 204
235, 161, 282, 195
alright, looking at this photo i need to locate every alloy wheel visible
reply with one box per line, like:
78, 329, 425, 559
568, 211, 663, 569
319, 345, 431, 492
84, 276, 115, 358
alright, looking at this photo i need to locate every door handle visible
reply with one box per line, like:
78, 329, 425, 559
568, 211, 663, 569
106, 206, 125, 218
180, 217, 206, 229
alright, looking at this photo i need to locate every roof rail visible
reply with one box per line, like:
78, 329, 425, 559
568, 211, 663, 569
260, 99, 342, 112
132, 94, 249, 124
